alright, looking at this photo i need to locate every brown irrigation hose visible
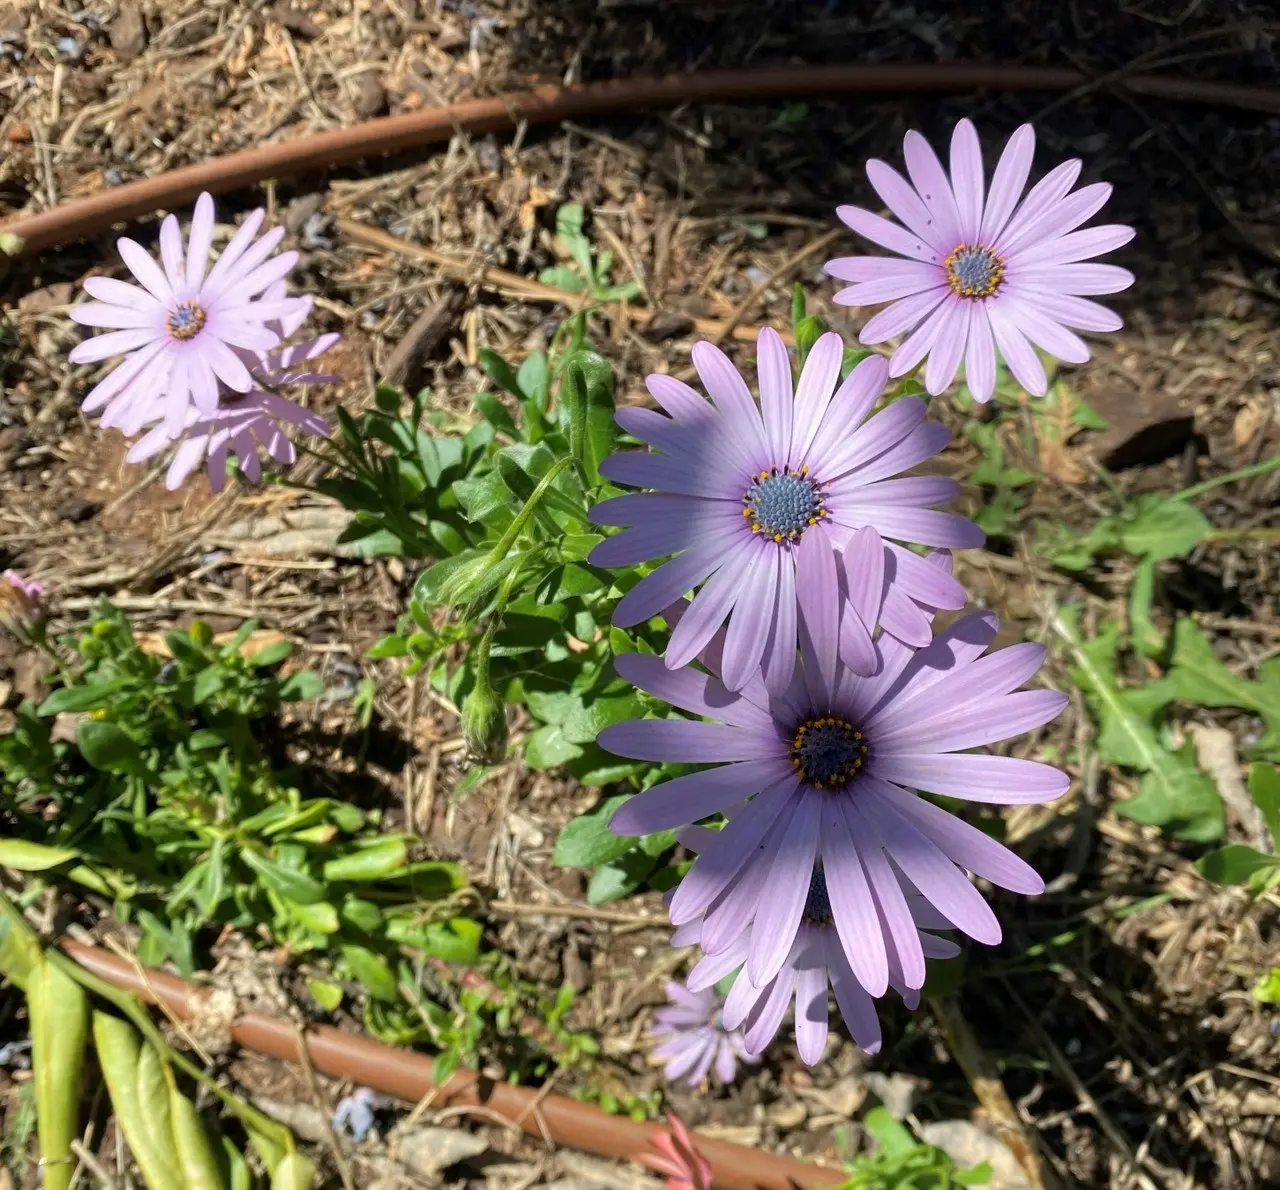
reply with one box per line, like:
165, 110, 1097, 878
4, 62, 1280, 258
61, 939, 840, 1190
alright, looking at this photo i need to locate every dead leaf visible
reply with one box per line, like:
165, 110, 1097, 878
135, 628, 291, 661
1233, 399, 1268, 449
917, 1120, 1031, 1190
1033, 383, 1087, 483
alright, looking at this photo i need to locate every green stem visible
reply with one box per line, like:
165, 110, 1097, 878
1205, 527, 1280, 543
487, 456, 575, 565
1171, 455, 1280, 503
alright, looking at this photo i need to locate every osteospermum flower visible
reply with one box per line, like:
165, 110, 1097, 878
589, 330, 979, 693
636, 1114, 712, 1190
69, 192, 306, 438
123, 285, 336, 492
675, 858, 958, 1064
600, 596, 1068, 998
649, 980, 757, 1087
0, 570, 45, 639
825, 119, 1134, 402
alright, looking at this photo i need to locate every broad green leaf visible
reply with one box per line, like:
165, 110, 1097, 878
517, 352, 550, 410
1121, 498, 1211, 561
1116, 746, 1224, 842
240, 850, 326, 905
193, 666, 224, 704
0, 839, 77, 871
1171, 620, 1280, 726
1128, 557, 1164, 657
863, 1106, 917, 1159
419, 917, 483, 963
278, 670, 324, 701
477, 349, 523, 399
524, 689, 583, 726
524, 723, 584, 770
286, 899, 339, 934
552, 795, 634, 867
323, 836, 409, 883
473, 391, 519, 437
340, 944, 399, 1002
586, 849, 658, 904
37, 678, 133, 715
562, 692, 646, 745
368, 633, 410, 659
1196, 843, 1280, 886
1249, 763, 1280, 843
77, 721, 142, 773
308, 979, 344, 1012
249, 640, 293, 668
340, 897, 383, 933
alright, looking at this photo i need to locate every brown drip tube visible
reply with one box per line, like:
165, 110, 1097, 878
62, 939, 841, 1190
4, 62, 1280, 258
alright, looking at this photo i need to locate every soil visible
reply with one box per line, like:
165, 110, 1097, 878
3, 3, 1280, 1189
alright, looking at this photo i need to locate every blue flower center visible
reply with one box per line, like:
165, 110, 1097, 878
166, 301, 207, 341
803, 867, 834, 925
742, 466, 826, 544
790, 715, 867, 790
944, 244, 1005, 299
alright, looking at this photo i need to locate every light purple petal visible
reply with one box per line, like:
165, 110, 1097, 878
853, 476, 960, 508
83, 276, 162, 310
701, 853, 774, 954
756, 327, 792, 461
795, 530, 840, 701
886, 543, 965, 610
125, 421, 171, 464
722, 966, 766, 1032
826, 932, 883, 1054
888, 298, 961, 379
164, 354, 191, 439
793, 943, 830, 1066
158, 214, 185, 290
1012, 291, 1122, 333
821, 799, 888, 995
980, 124, 1035, 244
808, 354, 892, 476
185, 193, 216, 289
841, 505, 980, 550
201, 208, 266, 297
613, 653, 775, 731
862, 796, 1001, 944
208, 225, 286, 296
69, 327, 156, 364
714, 1038, 738, 1085
819, 395, 926, 484
233, 250, 300, 300
598, 450, 735, 499
613, 543, 732, 629
204, 338, 254, 393
856, 286, 949, 341
924, 299, 970, 395
1014, 224, 1134, 268
902, 129, 963, 249
996, 159, 1082, 249
721, 547, 780, 692
598, 719, 782, 764
609, 759, 792, 834
849, 802, 926, 989
117, 237, 173, 303
1001, 181, 1111, 256
874, 783, 1044, 894
741, 963, 797, 1056
165, 431, 210, 490
878, 586, 934, 648
591, 492, 705, 529
667, 551, 755, 671
872, 755, 1071, 803
1017, 263, 1134, 296
690, 341, 769, 463
949, 119, 984, 244
907, 690, 1069, 753
1004, 298, 1092, 363
69, 302, 158, 330
761, 554, 798, 696
689, 934, 751, 994
212, 320, 279, 352
965, 305, 997, 402
790, 332, 844, 468
836, 204, 940, 265
865, 158, 951, 252
589, 507, 737, 568
746, 796, 821, 985
987, 302, 1047, 396
825, 256, 942, 305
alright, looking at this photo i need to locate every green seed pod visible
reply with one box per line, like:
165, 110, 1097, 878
29, 956, 90, 1190
92, 1013, 182, 1190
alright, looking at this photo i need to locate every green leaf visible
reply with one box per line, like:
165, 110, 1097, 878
1171, 620, 1280, 724
1252, 967, 1280, 1004
538, 265, 586, 293
552, 795, 634, 867
368, 633, 409, 659
286, 899, 339, 934
517, 353, 550, 411
560, 350, 616, 484
0, 839, 77, 871
863, 1106, 917, 1160
524, 723, 584, 770
37, 678, 133, 715
1057, 607, 1224, 841
474, 391, 519, 437
278, 670, 324, 701
478, 349, 524, 399
587, 849, 658, 904
1128, 557, 1164, 657
1196, 844, 1280, 886
77, 721, 142, 773
1248, 764, 1280, 842
563, 693, 646, 745
525, 689, 583, 726
1121, 498, 1212, 561
454, 472, 513, 523
249, 640, 293, 668
240, 850, 326, 905
419, 918, 483, 963
308, 979, 344, 1012
340, 944, 400, 1003
193, 666, 224, 704
322, 836, 410, 883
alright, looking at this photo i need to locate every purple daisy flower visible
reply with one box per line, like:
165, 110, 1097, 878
675, 860, 958, 1064
649, 979, 757, 1087
600, 591, 1068, 999
69, 192, 306, 439
589, 330, 979, 693
824, 119, 1135, 402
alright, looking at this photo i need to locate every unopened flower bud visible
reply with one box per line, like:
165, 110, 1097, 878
461, 678, 508, 765
0, 571, 45, 641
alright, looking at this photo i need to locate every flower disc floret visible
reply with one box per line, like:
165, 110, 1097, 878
790, 717, 866, 789
742, 465, 826, 543
944, 244, 1004, 298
